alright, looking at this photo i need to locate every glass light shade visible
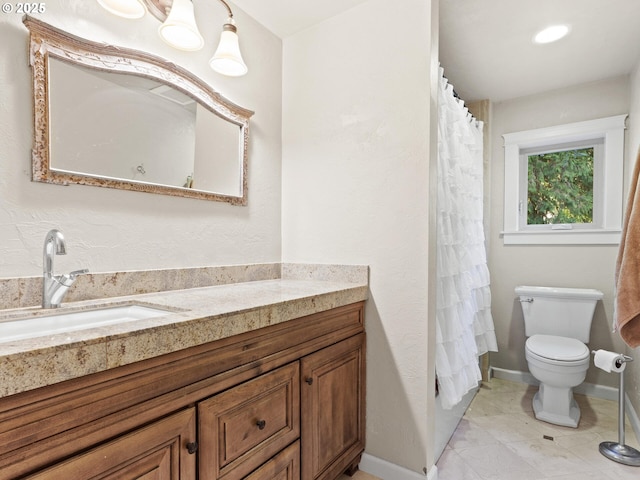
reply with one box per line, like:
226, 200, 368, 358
158, 0, 204, 51
209, 24, 248, 77
97, 0, 146, 19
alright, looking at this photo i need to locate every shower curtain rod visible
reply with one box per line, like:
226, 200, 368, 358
440, 67, 481, 127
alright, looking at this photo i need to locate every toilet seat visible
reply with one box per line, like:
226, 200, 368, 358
526, 334, 589, 366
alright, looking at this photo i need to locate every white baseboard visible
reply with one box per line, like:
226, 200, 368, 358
360, 453, 432, 479
427, 465, 438, 480
489, 366, 640, 442
488, 366, 538, 386
488, 366, 619, 400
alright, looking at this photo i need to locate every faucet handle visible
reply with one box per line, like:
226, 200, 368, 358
58, 269, 89, 287
69, 268, 89, 278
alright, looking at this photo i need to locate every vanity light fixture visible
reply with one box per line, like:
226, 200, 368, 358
533, 24, 570, 44
96, 0, 248, 76
158, 0, 204, 51
97, 0, 146, 19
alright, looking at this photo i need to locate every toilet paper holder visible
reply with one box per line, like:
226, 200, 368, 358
590, 350, 640, 466
591, 350, 633, 369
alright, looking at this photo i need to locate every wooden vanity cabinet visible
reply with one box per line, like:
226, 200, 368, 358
301, 334, 365, 480
0, 302, 365, 480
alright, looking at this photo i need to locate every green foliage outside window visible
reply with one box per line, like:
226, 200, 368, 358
527, 147, 594, 225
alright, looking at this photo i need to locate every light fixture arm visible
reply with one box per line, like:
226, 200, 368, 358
141, 0, 235, 22
216, 0, 234, 19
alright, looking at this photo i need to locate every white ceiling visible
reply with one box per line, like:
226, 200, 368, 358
231, 0, 370, 38
232, 0, 640, 103
439, 0, 640, 102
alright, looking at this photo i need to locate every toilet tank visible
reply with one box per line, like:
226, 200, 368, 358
515, 286, 603, 343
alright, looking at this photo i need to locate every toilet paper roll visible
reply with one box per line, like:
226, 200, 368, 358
593, 349, 626, 373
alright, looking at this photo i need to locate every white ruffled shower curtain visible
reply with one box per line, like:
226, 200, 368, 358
436, 67, 498, 409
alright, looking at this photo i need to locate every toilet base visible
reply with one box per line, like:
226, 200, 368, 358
532, 384, 580, 428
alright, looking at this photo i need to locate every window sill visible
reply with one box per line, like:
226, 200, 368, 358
501, 229, 621, 245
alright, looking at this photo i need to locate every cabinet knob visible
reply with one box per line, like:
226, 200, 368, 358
305, 377, 313, 385
256, 419, 266, 430
186, 441, 198, 454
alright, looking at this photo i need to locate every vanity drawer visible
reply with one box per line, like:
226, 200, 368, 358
24, 408, 196, 479
199, 362, 300, 480
244, 440, 300, 480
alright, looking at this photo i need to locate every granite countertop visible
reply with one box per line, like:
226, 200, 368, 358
0, 264, 368, 398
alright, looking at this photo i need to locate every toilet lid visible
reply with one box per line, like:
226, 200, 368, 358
526, 334, 589, 362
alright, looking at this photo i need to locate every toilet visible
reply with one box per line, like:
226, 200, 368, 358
516, 285, 603, 428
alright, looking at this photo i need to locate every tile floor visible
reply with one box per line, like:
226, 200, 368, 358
338, 471, 380, 480
338, 378, 640, 480
436, 378, 640, 480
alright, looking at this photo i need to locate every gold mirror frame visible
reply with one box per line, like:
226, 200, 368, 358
24, 15, 254, 205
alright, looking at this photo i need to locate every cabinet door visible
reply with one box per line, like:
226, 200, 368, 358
300, 334, 365, 480
199, 362, 300, 480
25, 408, 196, 480
243, 440, 300, 480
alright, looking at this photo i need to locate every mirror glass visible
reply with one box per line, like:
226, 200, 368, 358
25, 16, 253, 204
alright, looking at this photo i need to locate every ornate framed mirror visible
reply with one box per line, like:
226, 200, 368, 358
24, 15, 254, 204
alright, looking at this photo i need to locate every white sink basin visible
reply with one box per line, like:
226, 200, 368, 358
0, 304, 172, 343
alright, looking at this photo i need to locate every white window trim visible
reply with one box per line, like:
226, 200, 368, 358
502, 114, 627, 245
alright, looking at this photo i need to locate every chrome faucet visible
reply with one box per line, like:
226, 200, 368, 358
42, 229, 88, 308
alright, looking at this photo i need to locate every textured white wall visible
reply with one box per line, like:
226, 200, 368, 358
281, 0, 435, 474
488, 76, 631, 388
0, 1, 282, 277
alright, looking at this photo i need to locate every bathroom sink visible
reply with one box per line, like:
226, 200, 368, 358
0, 304, 172, 343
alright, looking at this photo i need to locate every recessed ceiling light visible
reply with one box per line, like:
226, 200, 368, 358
533, 25, 570, 44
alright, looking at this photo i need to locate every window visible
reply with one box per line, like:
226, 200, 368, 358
523, 141, 600, 227
502, 115, 627, 245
